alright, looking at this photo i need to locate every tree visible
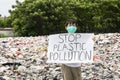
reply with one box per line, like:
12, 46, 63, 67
10, 0, 120, 36
10, 0, 75, 36
98, 0, 120, 33
0, 16, 12, 28
0, 17, 4, 27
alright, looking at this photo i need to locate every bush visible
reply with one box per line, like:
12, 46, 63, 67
0, 34, 6, 38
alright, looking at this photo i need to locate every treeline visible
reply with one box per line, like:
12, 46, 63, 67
0, 16, 12, 28
1, 0, 120, 36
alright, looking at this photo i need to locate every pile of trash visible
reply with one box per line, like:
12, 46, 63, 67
0, 33, 120, 80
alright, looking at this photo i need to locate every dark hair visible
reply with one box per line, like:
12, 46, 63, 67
65, 19, 76, 26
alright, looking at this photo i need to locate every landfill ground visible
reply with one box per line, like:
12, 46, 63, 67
0, 33, 120, 80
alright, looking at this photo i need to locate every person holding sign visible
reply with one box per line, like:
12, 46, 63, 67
61, 19, 82, 80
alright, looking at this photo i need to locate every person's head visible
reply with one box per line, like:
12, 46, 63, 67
65, 19, 77, 33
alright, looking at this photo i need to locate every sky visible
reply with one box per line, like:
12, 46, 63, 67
0, 0, 24, 17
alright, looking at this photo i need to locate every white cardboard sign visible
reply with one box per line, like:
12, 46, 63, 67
47, 33, 94, 63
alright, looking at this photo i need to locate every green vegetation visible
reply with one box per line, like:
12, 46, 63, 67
0, 0, 120, 36
0, 17, 12, 28
0, 33, 6, 38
